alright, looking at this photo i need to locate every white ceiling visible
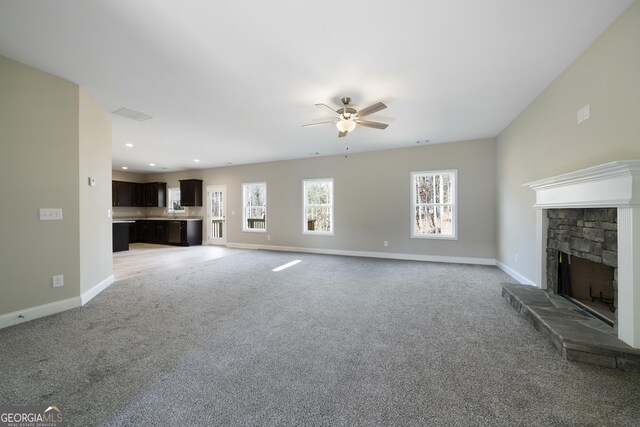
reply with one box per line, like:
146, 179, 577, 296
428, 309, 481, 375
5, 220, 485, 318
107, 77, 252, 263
0, 0, 632, 173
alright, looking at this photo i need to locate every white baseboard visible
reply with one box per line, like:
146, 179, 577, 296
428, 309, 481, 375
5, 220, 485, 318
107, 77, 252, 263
81, 274, 115, 305
225, 242, 497, 266
0, 274, 115, 330
0, 296, 81, 330
496, 261, 538, 286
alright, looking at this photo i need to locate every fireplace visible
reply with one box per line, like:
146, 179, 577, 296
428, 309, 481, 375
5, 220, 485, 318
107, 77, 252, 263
525, 161, 640, 349
545, 208, 617, 325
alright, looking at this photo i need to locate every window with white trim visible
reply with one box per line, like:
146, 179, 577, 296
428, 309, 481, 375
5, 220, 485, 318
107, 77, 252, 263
411, 170, 457, 239
168, 188, 185, 213
242, 182, 266, 232
303, 178, 333, 234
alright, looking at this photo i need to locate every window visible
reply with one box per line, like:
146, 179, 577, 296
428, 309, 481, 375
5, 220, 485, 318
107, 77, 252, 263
243, 182, 267, 232
168, 188, 185, 213
303, 178, 333, 235
411, 170, 457, 239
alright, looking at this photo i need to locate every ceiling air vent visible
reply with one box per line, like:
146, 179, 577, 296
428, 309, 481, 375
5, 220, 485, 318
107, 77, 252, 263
112, 107, 153, 122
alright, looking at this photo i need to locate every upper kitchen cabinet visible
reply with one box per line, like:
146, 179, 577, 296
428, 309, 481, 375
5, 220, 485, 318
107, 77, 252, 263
140, 182, 167, 207
112, 181, 133, 207
180, 179, 203, 207
131, 182, 142, 207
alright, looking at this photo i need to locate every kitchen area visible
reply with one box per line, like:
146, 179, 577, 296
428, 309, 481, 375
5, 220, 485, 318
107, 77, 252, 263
112, 178, 204, 252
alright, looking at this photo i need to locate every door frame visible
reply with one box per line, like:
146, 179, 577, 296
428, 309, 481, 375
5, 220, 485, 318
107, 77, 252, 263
207, 185, 227, 245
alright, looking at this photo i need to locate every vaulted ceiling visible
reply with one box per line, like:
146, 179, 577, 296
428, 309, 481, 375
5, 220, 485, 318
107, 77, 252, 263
0, 0, 632, 172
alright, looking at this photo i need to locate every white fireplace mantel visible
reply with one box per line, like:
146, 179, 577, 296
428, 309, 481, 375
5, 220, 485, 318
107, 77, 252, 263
524, 160, 640, 348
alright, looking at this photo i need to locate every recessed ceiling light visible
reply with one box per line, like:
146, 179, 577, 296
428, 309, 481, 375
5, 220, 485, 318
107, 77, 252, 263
149, 163, 155, 166
122, 166, 128, 170
125, 143, 134, 148
194, 159, 200, 163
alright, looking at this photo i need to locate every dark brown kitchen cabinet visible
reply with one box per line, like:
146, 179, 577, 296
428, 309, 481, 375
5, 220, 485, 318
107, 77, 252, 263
135, 220, 168, 244
128, 221, 138, 243
152, 221, 169, 243
112, 181, 133, 206
112, 223, 130, 252
129, 219, 202, 246
136, 220, 151, 242
131, 183, 142, 207
140, 182, 167, 207
168, 220, 202, 246
179, 179, 203, 207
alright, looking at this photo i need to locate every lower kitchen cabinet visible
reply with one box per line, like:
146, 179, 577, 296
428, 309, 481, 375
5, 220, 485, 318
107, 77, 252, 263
134, 220, 168, 244
168, 220, 202, 246
135, 220, 151, 243
129, 219, 202, 246
113, 223, 130, 252
152, 221, 169, 243
128, 222, 138, 243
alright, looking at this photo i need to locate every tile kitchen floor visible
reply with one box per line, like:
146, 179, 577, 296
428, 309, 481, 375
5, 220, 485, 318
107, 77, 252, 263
113, 243, 244, 281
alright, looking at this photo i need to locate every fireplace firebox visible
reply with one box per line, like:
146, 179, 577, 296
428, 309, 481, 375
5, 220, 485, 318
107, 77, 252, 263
557, 251, 616, 323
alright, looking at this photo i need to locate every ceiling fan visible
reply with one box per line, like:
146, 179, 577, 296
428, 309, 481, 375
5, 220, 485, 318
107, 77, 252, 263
302, 97, 388, 137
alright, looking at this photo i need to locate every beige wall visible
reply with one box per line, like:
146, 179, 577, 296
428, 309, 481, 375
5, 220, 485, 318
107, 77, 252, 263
79, 89, 113, 294
0, 56, 81, 313
145, 138, 497, 260
112, 170, 146, 182
0, 56, 113, 319
496, 1, 640, 282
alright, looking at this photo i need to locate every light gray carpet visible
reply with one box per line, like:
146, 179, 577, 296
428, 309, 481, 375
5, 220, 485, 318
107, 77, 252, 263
1, 250, 639, 426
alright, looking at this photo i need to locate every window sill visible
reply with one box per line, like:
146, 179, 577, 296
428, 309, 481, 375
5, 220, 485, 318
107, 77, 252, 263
411, 234, 458, 240
303, 231, 334, 236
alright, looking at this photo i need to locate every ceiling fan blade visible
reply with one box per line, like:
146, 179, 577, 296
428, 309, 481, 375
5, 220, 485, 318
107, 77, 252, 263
338, 131, 348, 138
302, 120, 337, 127
355, 119, 388, 130
356, 102, 386, 118
315, 103, 339, 116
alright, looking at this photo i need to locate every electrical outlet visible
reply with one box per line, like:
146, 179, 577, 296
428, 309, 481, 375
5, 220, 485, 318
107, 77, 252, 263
39, 208, 63, 220
384, 241, 389, 247
267, 235, 271, 241
52, 275, 64, 288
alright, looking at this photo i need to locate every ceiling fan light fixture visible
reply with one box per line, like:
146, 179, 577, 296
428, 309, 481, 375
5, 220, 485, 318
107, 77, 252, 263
336, 119, 356, 133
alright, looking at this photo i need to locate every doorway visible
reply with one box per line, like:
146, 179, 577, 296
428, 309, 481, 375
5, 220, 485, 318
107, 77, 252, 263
207, 185, 227, 245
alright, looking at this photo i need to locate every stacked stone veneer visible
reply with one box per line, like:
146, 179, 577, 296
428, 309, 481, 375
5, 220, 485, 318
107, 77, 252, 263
546, 208, 618, 324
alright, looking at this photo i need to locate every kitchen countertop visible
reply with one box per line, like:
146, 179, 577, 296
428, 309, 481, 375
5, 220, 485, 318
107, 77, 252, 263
113, 217, 204, 222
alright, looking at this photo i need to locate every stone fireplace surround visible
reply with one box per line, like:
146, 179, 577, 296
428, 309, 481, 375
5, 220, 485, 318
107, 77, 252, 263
525, 161, 640, 349
545, 207, 617, 324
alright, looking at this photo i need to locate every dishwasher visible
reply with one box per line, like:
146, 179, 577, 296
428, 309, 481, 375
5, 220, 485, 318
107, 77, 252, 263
168, 221, 182, 244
